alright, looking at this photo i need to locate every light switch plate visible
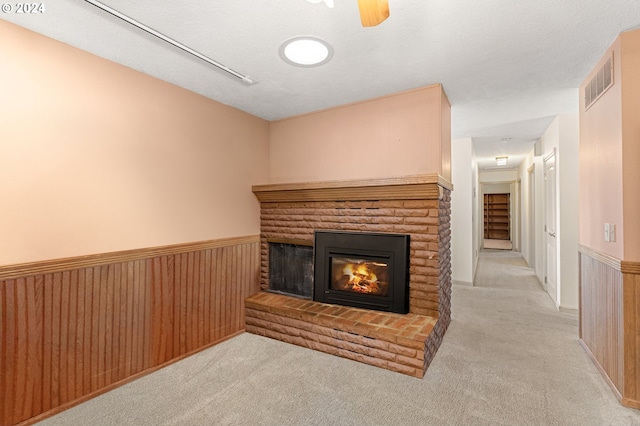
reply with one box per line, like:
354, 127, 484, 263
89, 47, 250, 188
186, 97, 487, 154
604, 223, 610, 242
610, 224, 616, 242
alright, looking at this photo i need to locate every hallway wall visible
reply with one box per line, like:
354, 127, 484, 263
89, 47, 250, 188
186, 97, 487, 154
472, 148, 480, 278
519, 156, 532, 265
451, 138, 474, 285
544, 114, 580, 311
578, 29, 640, 408
519, 152, 544, 282
519, 114, 579, 311
579, 30, 640, 261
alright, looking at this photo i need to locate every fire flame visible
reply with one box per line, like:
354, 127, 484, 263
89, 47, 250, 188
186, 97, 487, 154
342, 262, 380, 293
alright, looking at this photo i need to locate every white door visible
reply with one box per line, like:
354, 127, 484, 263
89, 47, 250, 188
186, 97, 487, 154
544, 149, 557, 303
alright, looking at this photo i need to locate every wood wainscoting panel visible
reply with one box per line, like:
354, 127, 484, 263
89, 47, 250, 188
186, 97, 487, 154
579, 248, 624, 397
0, 236, 260, 426
579, 246, 640, 408
623, 265, 640, 409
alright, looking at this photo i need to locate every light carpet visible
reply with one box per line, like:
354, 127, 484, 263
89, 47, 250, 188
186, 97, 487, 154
38, 251, 640, 425
483, 239, 513, 250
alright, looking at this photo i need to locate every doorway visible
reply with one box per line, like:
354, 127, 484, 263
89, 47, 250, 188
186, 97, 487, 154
544, 149, 558, 303
528, 165, 536, 271
483, 193, 512, 250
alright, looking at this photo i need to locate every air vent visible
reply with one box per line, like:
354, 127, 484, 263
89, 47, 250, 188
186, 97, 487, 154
585, 54, 613, 110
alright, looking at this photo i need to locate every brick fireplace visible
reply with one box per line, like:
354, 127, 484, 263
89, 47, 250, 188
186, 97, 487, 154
246, 174, 452, 377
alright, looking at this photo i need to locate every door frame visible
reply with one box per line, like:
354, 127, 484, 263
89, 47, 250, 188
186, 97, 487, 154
527, 164, 536, 271
543, 148, 558, 304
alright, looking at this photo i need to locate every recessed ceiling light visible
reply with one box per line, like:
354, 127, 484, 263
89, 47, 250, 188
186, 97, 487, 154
496, 156, 508, 166
279, 36, 334, 67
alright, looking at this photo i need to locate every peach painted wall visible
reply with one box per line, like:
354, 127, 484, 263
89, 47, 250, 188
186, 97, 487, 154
621, 31, 640, 260
579, 36, 624, 259
451, 138, 473, 285
579, 29, 640, 261
440, 91, 452, 181
0, 21, 269, 265
269, 85, 451, 184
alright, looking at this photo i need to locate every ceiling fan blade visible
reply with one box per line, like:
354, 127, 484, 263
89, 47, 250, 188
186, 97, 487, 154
358, 0, 389, 27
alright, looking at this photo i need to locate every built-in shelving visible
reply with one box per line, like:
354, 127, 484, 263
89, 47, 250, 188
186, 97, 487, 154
484, 193, 510, 240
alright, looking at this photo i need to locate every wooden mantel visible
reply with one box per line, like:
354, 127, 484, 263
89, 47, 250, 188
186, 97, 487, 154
252, 174, 453, 203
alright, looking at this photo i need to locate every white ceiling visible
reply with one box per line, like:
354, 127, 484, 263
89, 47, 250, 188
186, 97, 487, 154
4, 0, 640, 170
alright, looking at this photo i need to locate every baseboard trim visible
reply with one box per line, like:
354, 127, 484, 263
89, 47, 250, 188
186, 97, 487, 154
579, 339, 623, 402
452, 280, 473, 287
3, 236, 261, 426
16, 331, 244, 426
558, 306, 578, 315
622, 398, 640, 410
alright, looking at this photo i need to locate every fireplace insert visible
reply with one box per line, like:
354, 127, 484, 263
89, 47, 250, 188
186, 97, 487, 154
314, 230, 410, 314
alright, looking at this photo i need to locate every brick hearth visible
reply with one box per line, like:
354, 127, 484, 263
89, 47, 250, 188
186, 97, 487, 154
249, 175, 452, 377
246, 292, 437, 377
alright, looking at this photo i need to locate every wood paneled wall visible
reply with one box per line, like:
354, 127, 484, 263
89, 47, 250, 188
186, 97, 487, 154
0, 236, 260, 425
579, 245, 640, 409
579, 247, 624, 395
622, 262, 640, 409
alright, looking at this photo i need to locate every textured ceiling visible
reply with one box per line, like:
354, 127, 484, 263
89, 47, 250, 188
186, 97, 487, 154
4, 0, 640, 169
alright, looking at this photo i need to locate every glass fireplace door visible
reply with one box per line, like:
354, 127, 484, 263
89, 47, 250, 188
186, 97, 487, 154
330, 256, 389, 296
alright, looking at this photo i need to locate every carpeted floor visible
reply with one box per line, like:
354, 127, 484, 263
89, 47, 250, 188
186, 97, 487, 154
483, 239, 513, 250
39, 251, 640, 425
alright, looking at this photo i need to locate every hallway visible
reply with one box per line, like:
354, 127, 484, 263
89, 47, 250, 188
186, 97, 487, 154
475, 250, 542, 290
39, 251, 640, 425
441, 250, 639, 424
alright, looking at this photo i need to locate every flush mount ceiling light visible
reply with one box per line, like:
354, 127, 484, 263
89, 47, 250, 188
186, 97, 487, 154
496, 156, 508, 166
279, 36, 334, 67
